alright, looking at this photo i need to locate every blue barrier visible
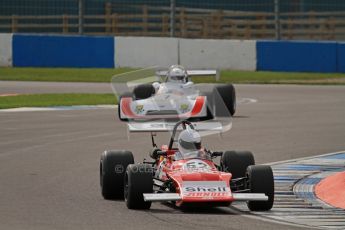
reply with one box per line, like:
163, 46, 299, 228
337, 43, 345, 73
13, 34, 114, 68
257, 41, 338, 73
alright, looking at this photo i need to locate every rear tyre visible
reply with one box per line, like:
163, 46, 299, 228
125, 164, 153, 209
221, 151, 255, 179
100, 150, 134, 199
246, 165, 274, 211
133, 84, 155, 100
213, 84, 236, 116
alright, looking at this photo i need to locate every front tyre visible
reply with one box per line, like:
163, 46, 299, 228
213, 84, 236, 116
221, 151, 255, 179
124, 164, 153, 209
133, 84, 155, 100
246, 165, 274, 211
100, 150, 134, 199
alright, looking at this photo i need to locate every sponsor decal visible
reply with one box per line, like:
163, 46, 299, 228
184, 192, 230, 199
183, 159, 212, 171
182, 181, 231, 198
180, 104, 189, 113
146, 123, 176, 129
135, 105, 144, 114
184, 186, 228, 192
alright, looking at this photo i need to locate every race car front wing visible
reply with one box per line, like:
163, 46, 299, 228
143, 193, 268, 202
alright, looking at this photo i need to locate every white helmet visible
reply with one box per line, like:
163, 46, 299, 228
166, 65, 188, 83
178, 127, 202, 155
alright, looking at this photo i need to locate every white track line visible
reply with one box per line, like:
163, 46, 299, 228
237, 97, 258, 104
0, 97, 257, 113
0, 105, 117, 113
265, 150, 345, 166
234, 150, 345, 229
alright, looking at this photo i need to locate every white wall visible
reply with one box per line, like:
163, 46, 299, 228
115, 36, 179, 68
115, 37, 257, 70
179, 39, 256, 71
0, 33, 12, 67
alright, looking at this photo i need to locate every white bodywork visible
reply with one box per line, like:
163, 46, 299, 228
120, 81, 207, 120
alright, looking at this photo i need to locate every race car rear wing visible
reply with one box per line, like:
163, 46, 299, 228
156, 70, 220, 81
127, 121, 224, 133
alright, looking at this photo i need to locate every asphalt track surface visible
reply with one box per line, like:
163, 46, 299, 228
1, 82, 345, 230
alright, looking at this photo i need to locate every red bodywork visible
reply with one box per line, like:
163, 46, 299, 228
156, 145, 234, 206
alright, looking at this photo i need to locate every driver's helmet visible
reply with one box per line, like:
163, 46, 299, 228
166, 65, 188, 83
178, 127, 202, 156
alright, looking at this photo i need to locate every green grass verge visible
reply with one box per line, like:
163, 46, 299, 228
0, 94, 116, 109
222, 71, 344, 82
194, 71, 345, 85
0, 68, 133, 82
0, 67, 345, 84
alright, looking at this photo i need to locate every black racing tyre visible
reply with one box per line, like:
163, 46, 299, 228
246, 165, 274, 211
133, 84, 155, 100
118, 92, 134, 121
213, 84, 236, 116
100, 150, 134, 200
221, 151, 255, 179
124, 164, 153, 209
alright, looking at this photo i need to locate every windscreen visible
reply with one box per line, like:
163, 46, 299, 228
111, 67, 232, 139
174, 150, 211, 161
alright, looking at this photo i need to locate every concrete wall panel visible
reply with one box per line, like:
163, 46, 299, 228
0, 33, 12, 67
115, 36, 178, 68
179, 39, 256, 70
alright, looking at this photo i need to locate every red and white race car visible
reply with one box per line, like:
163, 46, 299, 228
117, 66, 236, 121
100, 120, 274, 211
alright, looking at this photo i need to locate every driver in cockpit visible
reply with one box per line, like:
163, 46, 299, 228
152, 65, 195, 95
174, 127, 208, 160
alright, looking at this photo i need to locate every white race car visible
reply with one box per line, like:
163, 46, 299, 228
118, 65, 236, 121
